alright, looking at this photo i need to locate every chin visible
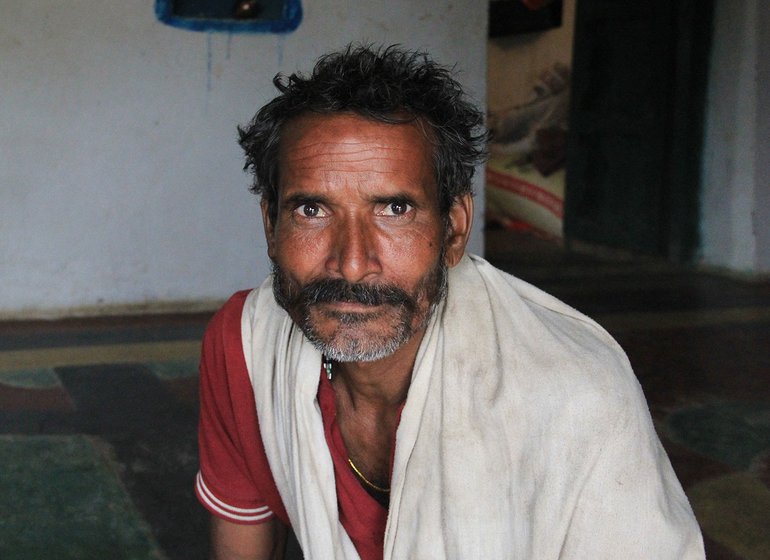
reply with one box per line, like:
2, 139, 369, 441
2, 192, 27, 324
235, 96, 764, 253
318, 342, 402, 363
303, 313, 413, 363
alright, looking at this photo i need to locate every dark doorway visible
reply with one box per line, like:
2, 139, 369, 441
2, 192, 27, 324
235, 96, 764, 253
565, 0, 713, 261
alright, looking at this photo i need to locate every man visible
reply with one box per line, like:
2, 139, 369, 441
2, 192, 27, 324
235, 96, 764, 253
196, 45, 704, 560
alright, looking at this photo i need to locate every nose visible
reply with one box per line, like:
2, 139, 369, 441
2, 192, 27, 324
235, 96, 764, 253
326, 215, 382, 282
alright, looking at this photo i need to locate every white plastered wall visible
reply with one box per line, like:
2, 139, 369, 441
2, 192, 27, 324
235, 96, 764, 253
700, 0, 770, 274
0, 1, 487, 318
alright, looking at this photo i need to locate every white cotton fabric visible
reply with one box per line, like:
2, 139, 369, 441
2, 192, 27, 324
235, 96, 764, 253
241, 254, 705, 559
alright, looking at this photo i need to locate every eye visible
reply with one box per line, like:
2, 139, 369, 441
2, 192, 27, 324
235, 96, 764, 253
294, 203, 327, 218
378, 201, 413, 217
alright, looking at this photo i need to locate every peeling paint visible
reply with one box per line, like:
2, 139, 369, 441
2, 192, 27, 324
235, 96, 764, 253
276, 34, 286, 67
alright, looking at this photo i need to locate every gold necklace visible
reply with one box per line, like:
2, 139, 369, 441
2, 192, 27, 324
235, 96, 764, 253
347, 457, 390, 493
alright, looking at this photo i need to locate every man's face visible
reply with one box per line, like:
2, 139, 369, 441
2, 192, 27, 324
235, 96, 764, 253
263, 113, 455, 362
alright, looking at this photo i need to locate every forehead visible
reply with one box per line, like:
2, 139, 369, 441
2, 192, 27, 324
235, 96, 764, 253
277, 112, 435, 189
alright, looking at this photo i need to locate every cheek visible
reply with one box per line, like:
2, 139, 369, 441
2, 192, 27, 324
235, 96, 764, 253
380, 228, 443, 274
384, 219, 443, 255
273, 227, 331, 275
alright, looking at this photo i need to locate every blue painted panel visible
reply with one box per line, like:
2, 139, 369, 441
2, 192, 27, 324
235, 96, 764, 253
155, 0, 302, 33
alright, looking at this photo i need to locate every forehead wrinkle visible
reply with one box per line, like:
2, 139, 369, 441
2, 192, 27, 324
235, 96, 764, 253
283, 149, 426, 176
283, 142, 417, 162
280, 168, 427, 200
317, 168, 415, 187
285, 160, 417, 175
279, 114, 436, 191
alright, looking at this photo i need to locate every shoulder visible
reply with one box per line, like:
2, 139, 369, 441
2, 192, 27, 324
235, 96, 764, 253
456, 255, 643, 420
465, 254, 619, 350
205, 290, 253, 337
198, 289, 293, 525
460, 254, 630, 370
200, 289, 255, 387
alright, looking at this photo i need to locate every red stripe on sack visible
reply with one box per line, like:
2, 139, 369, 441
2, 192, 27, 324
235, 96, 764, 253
486, 168, 564, 218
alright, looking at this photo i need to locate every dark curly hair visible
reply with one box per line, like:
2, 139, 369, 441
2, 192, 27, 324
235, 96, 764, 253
238, 44, 488, 223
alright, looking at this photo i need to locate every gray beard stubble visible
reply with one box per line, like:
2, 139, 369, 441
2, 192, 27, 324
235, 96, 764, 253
270, 251, 448, 362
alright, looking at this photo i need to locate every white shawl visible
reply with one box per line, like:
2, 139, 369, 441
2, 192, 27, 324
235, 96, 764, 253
241, 254, 704, 559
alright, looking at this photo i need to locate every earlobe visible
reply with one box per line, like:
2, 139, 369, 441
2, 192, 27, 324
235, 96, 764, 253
260, 199, 276, 259
444, 193, 474, 267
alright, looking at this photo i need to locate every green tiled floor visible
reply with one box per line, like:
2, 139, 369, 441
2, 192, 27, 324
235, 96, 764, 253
0, 368, 61, 389
0, 359, 206, 559
0, 435, 164, 560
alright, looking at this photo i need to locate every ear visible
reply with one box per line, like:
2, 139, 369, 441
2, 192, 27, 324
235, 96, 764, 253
260, 199, 277, 260
444, 193, 474, 268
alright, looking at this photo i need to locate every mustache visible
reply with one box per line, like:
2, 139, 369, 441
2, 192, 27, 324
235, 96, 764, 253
299, 278, 416, 310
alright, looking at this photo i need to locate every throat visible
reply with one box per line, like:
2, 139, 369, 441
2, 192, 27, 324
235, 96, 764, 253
327, 356, 410, 509
332, 378, 399, 510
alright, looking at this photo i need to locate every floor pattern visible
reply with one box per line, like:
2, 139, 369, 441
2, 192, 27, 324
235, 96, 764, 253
0, 231, 768, 559
0, 434, 163, 559
0, 316, 207, 560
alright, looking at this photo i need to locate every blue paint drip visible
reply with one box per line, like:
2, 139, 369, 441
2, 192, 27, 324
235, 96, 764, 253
275, 35, 285, 67
155, 0, 302, 34
206, 31, 213, 95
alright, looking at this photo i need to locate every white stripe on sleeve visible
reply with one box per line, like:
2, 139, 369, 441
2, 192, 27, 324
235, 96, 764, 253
196, 471, 274, 523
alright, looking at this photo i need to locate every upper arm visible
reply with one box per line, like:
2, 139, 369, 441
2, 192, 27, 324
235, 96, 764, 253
560, 391, 705, 559
196, 293, 288, 524
197, 304, 272, 521
198, 294, 292, 558
210, 516, 287, 560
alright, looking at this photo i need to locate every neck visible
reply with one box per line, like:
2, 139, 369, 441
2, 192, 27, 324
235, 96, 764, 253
331, 328, 425, 411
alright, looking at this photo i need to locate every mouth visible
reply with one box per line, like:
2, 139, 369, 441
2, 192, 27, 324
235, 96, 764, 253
318, 300, 385, 312
312, 300, 392, 323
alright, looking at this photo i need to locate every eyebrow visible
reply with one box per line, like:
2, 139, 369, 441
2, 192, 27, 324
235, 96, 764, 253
279, 192, 329, 209
369, 193, 420, 207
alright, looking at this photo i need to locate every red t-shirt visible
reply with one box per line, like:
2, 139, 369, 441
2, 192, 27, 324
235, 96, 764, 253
196, 290, 393, 559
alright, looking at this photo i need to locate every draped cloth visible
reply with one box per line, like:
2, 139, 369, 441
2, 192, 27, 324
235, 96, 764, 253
241, 254, 705, 559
